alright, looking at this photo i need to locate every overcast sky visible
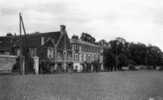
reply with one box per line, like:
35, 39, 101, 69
0, 0, 163, 50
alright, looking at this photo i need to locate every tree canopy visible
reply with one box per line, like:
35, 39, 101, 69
103, 37, 163, 71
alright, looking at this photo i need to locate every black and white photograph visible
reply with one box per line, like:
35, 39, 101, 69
0, 0, 163, 100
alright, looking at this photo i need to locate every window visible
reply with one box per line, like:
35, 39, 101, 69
73, 44, 75, 50
47, 47, 54, 59
16, 49, 21, 56
29, 48, 37, 57
74, 54, 79, 61
81, 54, 83, 61
77, 54, 79, 61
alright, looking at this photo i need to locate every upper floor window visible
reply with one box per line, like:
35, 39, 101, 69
47, 47, 54, 59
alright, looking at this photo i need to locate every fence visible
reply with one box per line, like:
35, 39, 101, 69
0, 55, 17, 73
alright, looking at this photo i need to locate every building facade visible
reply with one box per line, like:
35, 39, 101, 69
36, 25, 73, 73
0, 25, 73, 73
0, 25, 104, 73
71, 34, 104, 72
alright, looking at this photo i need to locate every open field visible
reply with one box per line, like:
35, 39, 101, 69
0, 71, 163, 100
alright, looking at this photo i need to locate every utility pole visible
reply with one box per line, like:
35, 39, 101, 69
115, 44, 117, 71
115, 41, 119, 71
19, 12, 24, 75
19, 12, 28, 75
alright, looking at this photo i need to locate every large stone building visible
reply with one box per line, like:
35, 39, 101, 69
22, 25, 72, 73
0, 25, 72, 73
0, 25, 104, 73
71, 33, 104, 72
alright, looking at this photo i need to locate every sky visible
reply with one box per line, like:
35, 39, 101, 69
0, 0, 163, 50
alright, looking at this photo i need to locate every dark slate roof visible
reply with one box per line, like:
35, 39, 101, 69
0, 36, 14, 51
42, 38, 55, 47
17, 31, 61, 48
0, 31, 72, 52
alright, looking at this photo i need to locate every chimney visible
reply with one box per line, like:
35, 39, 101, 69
60, 25, 66, 33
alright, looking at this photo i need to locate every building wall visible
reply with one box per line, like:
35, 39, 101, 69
71, 39, 103, 71
71, 40, 102, 62
0, 25, 105, 72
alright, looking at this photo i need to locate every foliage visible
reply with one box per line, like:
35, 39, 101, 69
103, 37, 163, 71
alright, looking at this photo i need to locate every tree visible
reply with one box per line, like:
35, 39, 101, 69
128, 43, 147, 65
103, 48, 115, 71
104, 37, 163, 71
146, 45, 162, 69
107, 37, 128, 71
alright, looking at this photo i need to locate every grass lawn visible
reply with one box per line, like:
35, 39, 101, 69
0, 71, 163, 100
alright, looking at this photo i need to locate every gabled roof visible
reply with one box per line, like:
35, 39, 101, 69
16, 31, 61, 48
42, 38, 55, 47
0, 31, 61, 51
0, 24, 73, 53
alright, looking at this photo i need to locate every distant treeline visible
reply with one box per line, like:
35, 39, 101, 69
103, 37, 163, 71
